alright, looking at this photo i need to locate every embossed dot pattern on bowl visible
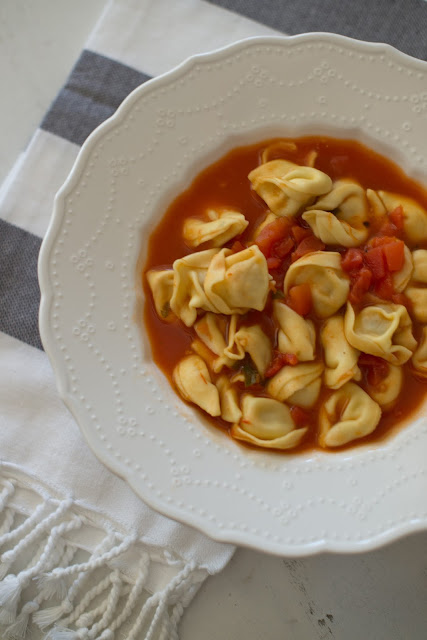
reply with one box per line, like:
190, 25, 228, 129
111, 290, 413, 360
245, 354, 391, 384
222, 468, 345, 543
39, 34, 427, 556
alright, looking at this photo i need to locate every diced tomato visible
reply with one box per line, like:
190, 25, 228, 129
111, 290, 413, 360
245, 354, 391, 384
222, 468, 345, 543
383, 239, 405, 272
264, 351, 298, 378
369, 235, 396, 248
349, 267, 372, 304
341, 248, 364, 272
230, 240, 245, 253
377, 220, 399, 237
287, 283, 312, 316
389, 205, 404, 232
267, 256, 282, 270
274, 236, 294, 259
374, 273, 394, 300
256, 217, 291, 257
359, 354, 389, 387
291, 225, 313, 243
291, 236, 325, 262
364, 246, 387, 280
290, 405, 311, 427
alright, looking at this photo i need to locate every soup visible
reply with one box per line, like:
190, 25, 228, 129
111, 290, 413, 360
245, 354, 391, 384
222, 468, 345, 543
143, 137, 427, 452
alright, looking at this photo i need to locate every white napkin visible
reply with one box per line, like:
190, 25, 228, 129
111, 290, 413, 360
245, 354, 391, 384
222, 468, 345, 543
0, 1, 279, 637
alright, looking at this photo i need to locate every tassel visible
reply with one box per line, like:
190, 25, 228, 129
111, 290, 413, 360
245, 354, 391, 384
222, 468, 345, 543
4, 600, 39, 639
33, 599, 74, 629
0, 575, 23, 624
47, 626, 88, 640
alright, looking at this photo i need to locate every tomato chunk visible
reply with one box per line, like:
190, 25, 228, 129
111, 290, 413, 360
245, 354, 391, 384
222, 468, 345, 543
383, 239, 405, 272
287, 283, 312, 316
267, 256, 282, 270
374, 273, 394, 300
291, 225, 312, 243
290, 406, 311, 427
265, 351, 298, 378
274, 236, 294, 259
292, 236, 325, 262
364, 246, 387, 280
349, 267, 372, 304
389, 205, 404, 232
256, 217, 291, 257
341, 248, 364, 272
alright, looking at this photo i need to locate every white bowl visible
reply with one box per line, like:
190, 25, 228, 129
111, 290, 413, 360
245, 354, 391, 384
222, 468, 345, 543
39, 34, 427, 556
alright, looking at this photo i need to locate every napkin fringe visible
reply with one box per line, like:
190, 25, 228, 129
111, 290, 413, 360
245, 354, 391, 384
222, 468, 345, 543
0, 476, 205, 639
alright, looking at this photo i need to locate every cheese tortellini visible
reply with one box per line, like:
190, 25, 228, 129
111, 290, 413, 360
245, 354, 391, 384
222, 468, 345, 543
273, 301, 316, 361
367, 364, 403, 411
230, 396, 308, 450
146, 137, 427, 454
146, 269, 174, 319
344, 302, 417, 365
248, 159, 332, 217
223, 317, 272, 377
376, 191, 427, 243
284, 251, 350, 318
319, 383, 382, 447
170, 245, 270, 326
183, 208, 248, 248
302, 179, 369, 247
405, 249, 427, 323
321, 315, 361, 389
267, 362, 324, 408
412, 327, 427, 379
173, 355, 220, 417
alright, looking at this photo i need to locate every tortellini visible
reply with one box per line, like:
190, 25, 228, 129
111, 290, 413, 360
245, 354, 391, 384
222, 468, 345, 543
169, 246, 270, 326
319, 383, 382, 447
146, 269, 174, 319
367, 364, 403, 411
405, 249, 427, 323
344, 302, 417, 365
173, 355, 220, 416
216, 375, 242, 423
170, 248, 219, 326
273, 301, 316, 361
412, 327, 427, 379
376, 191, 427, 243
194, 313, 231, 372
412, 249, 427, 282
284, 251, 350, 318
405, 288, 427, 323
230, 395, 308, 450
302, 179, 369, 247
267, 362, 324, 408
223, 317, 272, 376
248, 159, 332, 217
393, 244, 413, 292
203, 246, 270, 315
183, 208, 248, 248
321, 315, 361, 389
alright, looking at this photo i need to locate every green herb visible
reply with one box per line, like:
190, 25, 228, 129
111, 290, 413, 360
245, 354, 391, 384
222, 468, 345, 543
272, 290, 285, 300
161, 301, 170, 318
242, 356, 259, 387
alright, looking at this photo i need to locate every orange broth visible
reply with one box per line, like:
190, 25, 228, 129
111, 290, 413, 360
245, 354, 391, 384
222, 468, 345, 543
143, 136, 427, 452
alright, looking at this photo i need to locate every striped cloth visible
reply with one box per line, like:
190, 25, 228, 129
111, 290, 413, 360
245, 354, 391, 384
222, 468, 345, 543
1, 0, 427, 638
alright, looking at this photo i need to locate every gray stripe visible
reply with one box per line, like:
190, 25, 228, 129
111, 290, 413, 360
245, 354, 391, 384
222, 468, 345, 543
0, 219, 42, 350
41, 50, 151, 146
209, 0, 427, 61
